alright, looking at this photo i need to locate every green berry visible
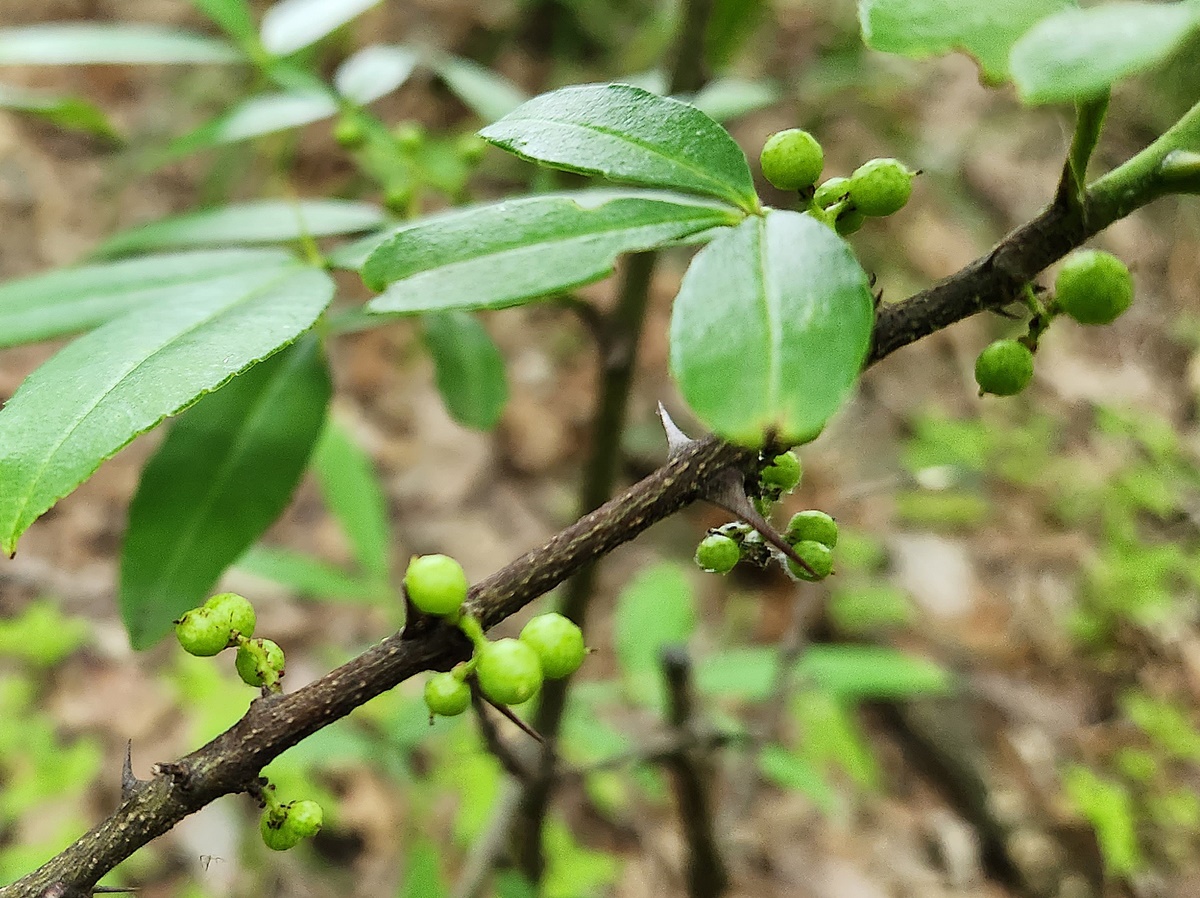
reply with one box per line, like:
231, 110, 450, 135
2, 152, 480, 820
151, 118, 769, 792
760, 451, 802, 493
405, 554, 469, 617
174, 608, 231, 657
520, 613, 586, 679
1054, 249, 1133, 325
847, 157, 915, 217
424, 671, 471, 716
476, 638, 543, 706
786, 540, 834, 581
235, 638, 285, 688
695, 533, 741, 574
205, 592, 256, 639
834, 207, 865, 236
974, 339, 1034, 397
261, 808, 302, 851
383, 184, 413, 216
286, 799, 323, 837
814, 176, 850, 209
333, 116, 366, 149
260, 800, 322, 851
785, 510, 839, 548
760, 129, 824, 191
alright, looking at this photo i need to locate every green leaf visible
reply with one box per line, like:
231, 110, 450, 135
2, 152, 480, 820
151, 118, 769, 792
695, 646, 780, 701
164, 91, 339, 159
236, 545, 389, 604
0, 261, 334, 555
794, 645, 953, 701
688, 77, 781, 123
95, 199, 385, 257
0, 83, 118, 139
0, 23, 241, 65
311, 419, 391, 579
363, 190, 740, 312
0, 248, 294, 349
430, 53, 528, 122
858, 0, 1073, 83
334, 44, 418, 104
480, 83, 759, 212
669, 209, 873, 448
706, 0, 769, 67
613, 562, 696, 699
1011, 2, 1200, 104
261, 0, 382, 56
758, 743, 837, 813
423, 312, 508, 431
191, 0, 258, 46
119, 338, 331, 648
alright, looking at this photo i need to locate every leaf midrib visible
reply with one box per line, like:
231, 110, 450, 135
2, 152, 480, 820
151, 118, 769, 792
3, 264, 304, 542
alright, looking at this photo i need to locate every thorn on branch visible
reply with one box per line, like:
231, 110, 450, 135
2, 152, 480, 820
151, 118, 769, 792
120, 742, 147, 801
471, 685, 535, 782
657, 402, 696, 459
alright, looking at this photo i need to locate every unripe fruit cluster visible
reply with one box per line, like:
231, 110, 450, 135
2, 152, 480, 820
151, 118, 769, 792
783, 510, 838, 582
174, 592, 286, 692
260, 797, 323, 851
809, 154, 918, 234
405, 554, 587, 717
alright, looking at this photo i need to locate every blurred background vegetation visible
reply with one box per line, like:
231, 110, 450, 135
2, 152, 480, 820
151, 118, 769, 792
3, 0, 1200, 896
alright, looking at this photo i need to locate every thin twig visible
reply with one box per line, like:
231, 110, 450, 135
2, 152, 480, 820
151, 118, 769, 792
659, 645, 729, 898
471, 688, 533, 782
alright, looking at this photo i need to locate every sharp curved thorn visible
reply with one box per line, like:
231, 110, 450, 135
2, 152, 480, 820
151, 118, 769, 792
990, 306, 1024, 320
702, 468, 817, 578
657, 402, 695, 459
484, 694, 545, 744
120, 741, 147, 801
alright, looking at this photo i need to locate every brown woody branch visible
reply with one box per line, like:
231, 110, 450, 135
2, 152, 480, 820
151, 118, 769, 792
0, 149, 1165, 898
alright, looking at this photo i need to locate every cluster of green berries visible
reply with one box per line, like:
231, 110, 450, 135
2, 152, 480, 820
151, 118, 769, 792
693, 450, 839, 582
174, 592, 286, 692
260, 790, 323, 852
759, 128, 917, 236
974, 249, 1134, 398
404, 554, 587, 718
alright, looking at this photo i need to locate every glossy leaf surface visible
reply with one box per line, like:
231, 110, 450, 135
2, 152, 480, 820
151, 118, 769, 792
480, 83, 758, 211
669, 209, 873, 447
363, 190, 740, 313
0, 262, 333, 554
0, 248, 294, 348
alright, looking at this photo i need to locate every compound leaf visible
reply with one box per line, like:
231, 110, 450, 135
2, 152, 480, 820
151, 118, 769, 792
119, 337, 331, 648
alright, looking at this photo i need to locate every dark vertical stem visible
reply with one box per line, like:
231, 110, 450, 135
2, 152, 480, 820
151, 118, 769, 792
660, 646, 729, 898
508, 0, 717, 881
